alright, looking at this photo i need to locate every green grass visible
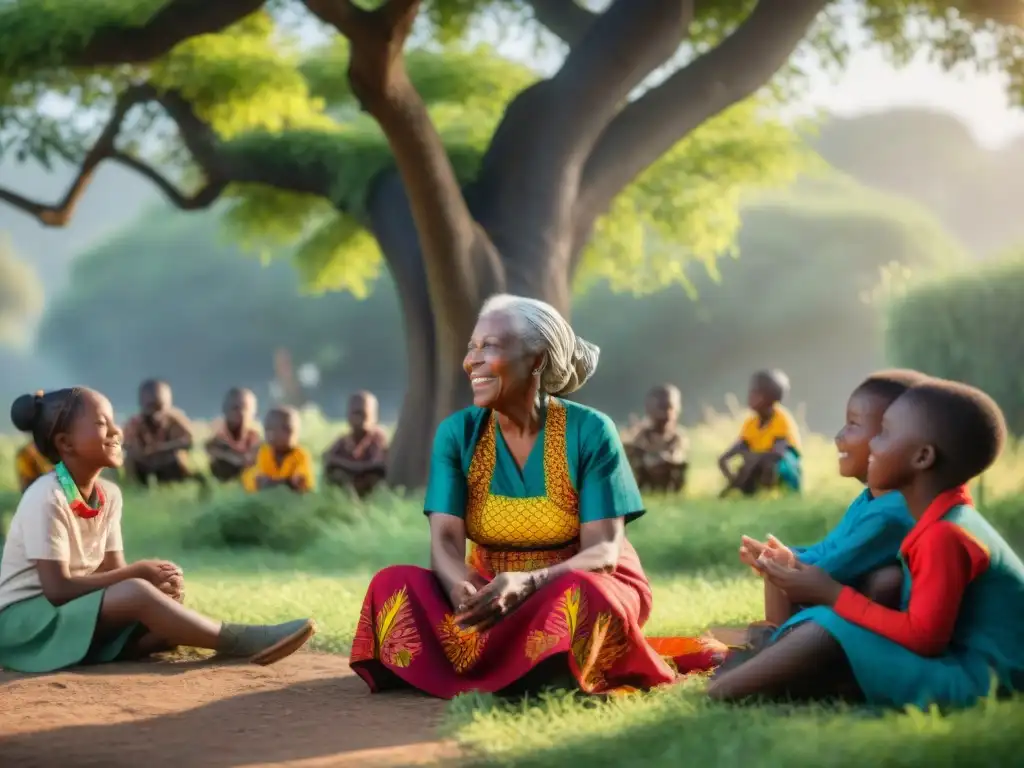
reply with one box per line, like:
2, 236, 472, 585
2, 413, 1024, 766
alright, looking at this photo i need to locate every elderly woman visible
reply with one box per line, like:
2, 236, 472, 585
349, 294, 721, 698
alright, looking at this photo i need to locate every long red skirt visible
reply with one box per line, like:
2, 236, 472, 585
349, 541, 723, 698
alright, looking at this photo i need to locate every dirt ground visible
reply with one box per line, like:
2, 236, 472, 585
0, 653, 459, 768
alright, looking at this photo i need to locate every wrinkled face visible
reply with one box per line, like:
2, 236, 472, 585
867, 395, 934, 492
646, 390, 679, 430
265, 412, 298, 452
140, 383, 170, 420
348, 394, 377, 432
463, 312, 537, 409
224, 392, 255, 431
55, 389, 124, 470
835, 391, 889, 482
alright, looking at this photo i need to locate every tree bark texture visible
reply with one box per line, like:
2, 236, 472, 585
0, 0, 831, 488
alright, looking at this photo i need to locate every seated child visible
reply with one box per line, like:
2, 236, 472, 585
708, 379, 1024, 709
718, 369, 801, 497
242, 406, 315, 494
14, 400, 53, 491
737, 370, 925, 631
625, 384, 689, 494
322, 391, 388, 499
0, 388, 315, 673
122, 379, 203, 487
205, 387, 261, 483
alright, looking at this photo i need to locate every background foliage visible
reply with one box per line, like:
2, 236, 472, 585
886, 250, 1024, 435
34, 174, 967, 427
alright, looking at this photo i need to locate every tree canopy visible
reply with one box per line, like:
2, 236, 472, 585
40, 175, 967, 429
3, 1, 1020, 295
3, 0, 1023, 485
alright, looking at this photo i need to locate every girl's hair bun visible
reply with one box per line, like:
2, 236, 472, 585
10, 392, 42, 433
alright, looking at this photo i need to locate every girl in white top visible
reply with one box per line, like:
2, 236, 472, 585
0, 387, 316, 673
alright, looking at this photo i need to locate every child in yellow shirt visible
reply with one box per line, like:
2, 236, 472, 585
718, 369, 801, 497
14, 439, 53, 493
241, 406, 315, 494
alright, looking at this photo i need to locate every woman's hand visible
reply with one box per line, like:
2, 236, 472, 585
448, 580, 479, 613
760, 559, 843, 607
455, 572, 539, 632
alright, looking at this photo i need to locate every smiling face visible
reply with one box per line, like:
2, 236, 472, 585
53, 389, 124, 471
463, 311, 539, 409
835, 390, 890, 483
867, 395, 934, 492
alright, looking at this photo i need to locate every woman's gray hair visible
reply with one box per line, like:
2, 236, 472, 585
478, 293, 600, 396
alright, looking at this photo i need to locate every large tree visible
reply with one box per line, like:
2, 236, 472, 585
1, 0, 1022, 486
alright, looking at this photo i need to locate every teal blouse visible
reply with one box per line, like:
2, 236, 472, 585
424, 398, 645, 525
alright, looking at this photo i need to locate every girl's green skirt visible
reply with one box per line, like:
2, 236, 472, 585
0, 591, 137, 673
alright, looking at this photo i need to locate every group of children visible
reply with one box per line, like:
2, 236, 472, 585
12, 380, 390, 500
705, 370, 1024, 709
2, 369, 1023, 713
624, 368, 802, 498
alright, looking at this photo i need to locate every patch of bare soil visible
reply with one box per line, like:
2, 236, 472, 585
0, 653, 458, 768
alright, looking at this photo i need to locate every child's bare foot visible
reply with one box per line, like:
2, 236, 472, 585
217, 619, 317, 665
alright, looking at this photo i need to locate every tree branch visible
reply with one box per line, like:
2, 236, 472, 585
0, 81, 344, 228
573, 0, 827, 265
0, 85, 156, 226
548, 0, 694, 159
527, 0, 597, 47
303, 0, 498, 309
958, 0, 1024, 27
71, 0, 268, 67
109, 152, 224, 210
304, 0, 504, 425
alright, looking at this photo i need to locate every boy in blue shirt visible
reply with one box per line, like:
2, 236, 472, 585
739, 370, 927, 626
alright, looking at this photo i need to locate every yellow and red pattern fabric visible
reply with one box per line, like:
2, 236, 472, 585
14, 442, 52, 492
349, 399, 723, 699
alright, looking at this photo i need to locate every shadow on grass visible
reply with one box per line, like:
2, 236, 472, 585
448, 687, 1024, 768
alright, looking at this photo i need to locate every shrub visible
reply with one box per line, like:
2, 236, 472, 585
183, 487, 366, 554
885, 253, 1024, 434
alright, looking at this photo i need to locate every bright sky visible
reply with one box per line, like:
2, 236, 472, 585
473, 7, 1024, 151
802, 47, 1024, 148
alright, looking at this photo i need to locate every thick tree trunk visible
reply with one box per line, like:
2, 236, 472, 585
370, 166, 577, 489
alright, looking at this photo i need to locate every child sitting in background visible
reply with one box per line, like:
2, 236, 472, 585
205, 388, 261, 483
709, 379, 1024, 709
322, 391, 388, 498
242, 406, 315, 494
0, 387, 315, 673
718, 369, 801, 497
14, 395, 53, 491
625, 384, 689, 494
739, 370, 925, 628
122, 379, 204, 488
